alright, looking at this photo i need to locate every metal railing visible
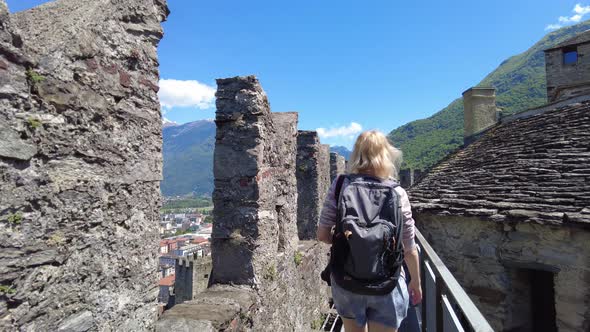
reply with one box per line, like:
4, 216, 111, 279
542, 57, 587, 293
320, 304, 342, 331
416, 229, 494, 332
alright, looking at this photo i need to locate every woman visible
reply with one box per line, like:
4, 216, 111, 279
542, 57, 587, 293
317, 130, 422, 332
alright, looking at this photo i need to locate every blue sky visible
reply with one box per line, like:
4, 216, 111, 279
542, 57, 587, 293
8, 1, 590, 148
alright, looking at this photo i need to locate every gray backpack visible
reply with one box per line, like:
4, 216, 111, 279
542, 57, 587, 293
330, 174, 404, 295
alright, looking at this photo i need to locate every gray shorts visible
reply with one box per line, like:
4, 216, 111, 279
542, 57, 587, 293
330, 275, 409, 329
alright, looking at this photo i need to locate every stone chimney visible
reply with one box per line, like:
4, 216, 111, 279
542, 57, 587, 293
462, 87, 499, 145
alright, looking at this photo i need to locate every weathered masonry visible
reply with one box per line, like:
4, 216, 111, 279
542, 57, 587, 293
157, 76, 330, 331
329, 152, 345, 182
174, 255, 212, 305
410, 31, 590, 332
0, 0, 168, 331
462, 87, 500, 145
545, 29, 590, 102
296, 131, 331, 240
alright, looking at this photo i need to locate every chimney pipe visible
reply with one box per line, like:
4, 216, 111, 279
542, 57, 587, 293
462, 87, 498, 145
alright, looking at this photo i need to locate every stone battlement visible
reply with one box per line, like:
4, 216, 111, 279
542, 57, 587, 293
296, 131, 331, 240
157, 76, 331, 331
174, 255, 212, 305
176, 253, 211, 267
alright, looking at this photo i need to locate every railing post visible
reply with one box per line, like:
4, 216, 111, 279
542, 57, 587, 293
436, 275, 444, 332
420, 252, 427, 332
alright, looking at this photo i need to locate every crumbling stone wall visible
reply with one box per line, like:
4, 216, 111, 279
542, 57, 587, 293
415, 214, 590, 332
0, 0, 168, 330
329, 152, 345, 182
209, 76, 299, 285
319, 144, 331, 202
296, 132, 331, 240
157, 76, 330, 331
174, 255, 212, 306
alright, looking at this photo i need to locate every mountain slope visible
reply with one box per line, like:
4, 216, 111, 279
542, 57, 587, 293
161, 120, 215, 196
388, 21, 590, 170
161, 121, 353, 196
330, 146, 352, 160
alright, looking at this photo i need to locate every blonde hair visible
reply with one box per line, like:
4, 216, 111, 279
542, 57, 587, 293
347, 130, 402, 180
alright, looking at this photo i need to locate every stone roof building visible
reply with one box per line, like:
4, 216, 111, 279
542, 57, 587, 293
412, 101, 590, 225
544, 29, 590, 102
410, 32, 590, 332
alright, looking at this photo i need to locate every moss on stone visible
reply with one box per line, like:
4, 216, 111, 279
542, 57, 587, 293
294, 250, 303, 266
47, 232, 66, 246
0, 285, 16, 295
310, 313, 327, 330
27, 117, 42, 129
263, 264, 277, 281
25, 68, 44, 85
6, 212, 22, 225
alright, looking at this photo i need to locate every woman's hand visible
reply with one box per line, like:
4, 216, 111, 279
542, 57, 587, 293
404, 246, 422, 305
408, 279, 423, 305
317, 225, 333, 244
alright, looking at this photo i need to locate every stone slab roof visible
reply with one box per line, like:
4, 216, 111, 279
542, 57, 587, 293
409, 101, 590, 226
545, 29, 590, 51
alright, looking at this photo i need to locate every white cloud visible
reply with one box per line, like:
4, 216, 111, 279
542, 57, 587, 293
317, 122, 363, 139
547, 3, 590, 29
575, 3, 590, 15
559, 14, 583, 24
162, 117, 177, 124
545, 24, 562, 31
158, 79, 215, 110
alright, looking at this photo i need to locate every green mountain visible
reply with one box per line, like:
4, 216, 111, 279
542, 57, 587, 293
161, 120, 215, 197
330, 146, 352, 160
161, 121, 353, 197
388, 21, 590, 171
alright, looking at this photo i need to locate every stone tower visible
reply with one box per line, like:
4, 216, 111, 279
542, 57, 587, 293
174, 255, 212, 305
544, 29, 590, 102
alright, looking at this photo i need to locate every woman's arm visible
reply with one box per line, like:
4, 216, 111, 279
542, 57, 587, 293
397, 187, 422, 305
316, 177, 340, 244
317, 225, 332, 244
404, 246, 422, 305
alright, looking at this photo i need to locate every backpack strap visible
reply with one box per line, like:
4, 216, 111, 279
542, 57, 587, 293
333, 174, 347, 234
335, 174, 346, 203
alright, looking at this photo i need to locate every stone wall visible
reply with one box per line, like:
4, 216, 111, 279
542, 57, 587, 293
157, 76, 330, 331
0, 0, 168, 330
174, 255, 212, 305
545, 43, 590, 102
319, 144, 331, 204
296, 132, 331, 240
415, 214, 590, 332
329, 152, 345, 182
209, 76, 299, 286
